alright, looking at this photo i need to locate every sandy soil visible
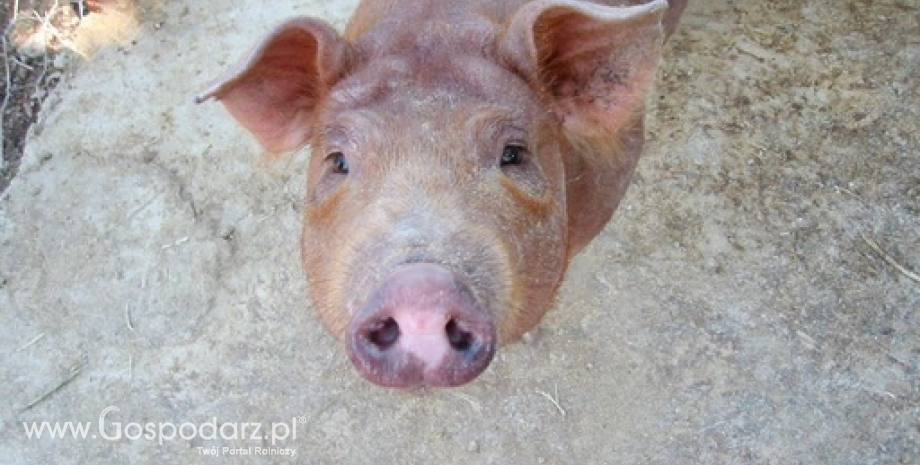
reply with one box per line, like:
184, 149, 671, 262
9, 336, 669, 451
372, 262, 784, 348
1, 0, 917, 463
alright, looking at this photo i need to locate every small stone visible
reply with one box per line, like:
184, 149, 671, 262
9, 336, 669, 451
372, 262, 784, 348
522, 328, 539, 344
53, 54, 70, 69
467, 440, 478, 453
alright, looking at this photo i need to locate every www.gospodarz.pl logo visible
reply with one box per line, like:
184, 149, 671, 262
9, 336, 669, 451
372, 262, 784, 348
23, 406, 303, 457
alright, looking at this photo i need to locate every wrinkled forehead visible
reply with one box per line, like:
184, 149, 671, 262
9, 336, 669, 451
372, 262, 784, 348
326, 55, 538, 119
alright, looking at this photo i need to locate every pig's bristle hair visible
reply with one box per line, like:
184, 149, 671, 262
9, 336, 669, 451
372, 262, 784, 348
563, 125, 631, 170
307, 229, 390, 338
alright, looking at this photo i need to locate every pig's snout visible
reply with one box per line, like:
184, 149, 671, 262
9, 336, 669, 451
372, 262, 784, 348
347, 263, 496, 388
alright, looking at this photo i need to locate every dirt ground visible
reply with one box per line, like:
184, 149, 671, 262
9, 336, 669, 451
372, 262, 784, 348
1, 0, 917, 463
1, 0, 72, 194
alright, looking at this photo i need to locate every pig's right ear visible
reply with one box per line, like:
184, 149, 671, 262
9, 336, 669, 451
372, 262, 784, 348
500, 0, 666, 141
196, 18, 351, 153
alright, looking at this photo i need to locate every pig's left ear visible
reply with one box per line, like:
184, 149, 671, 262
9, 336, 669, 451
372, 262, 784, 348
500, 0, 666, 139
196, 18, 351, 152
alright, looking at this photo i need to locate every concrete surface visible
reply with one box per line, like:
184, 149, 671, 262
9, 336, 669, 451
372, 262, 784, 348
1, 0, 917, 463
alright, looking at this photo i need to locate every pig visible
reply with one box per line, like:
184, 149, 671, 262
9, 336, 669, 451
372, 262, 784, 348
197, 0, 688, 388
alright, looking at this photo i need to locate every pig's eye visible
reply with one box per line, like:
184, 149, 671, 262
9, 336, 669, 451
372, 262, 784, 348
327, 152, 349, 174
500, 144, 526, 167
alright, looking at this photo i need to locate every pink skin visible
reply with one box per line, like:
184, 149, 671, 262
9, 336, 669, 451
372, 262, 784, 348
197, 0, 688, 388
348, 263, 495, 387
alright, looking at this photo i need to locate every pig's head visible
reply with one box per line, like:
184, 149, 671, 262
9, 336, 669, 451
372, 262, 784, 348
198, 0, 668, 388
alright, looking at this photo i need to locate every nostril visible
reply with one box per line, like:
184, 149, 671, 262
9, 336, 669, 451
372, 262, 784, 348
445, 319, 474, 352
367, 317, 400, 350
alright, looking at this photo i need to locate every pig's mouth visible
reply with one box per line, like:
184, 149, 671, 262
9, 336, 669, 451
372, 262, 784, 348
346, 262, 497, 388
